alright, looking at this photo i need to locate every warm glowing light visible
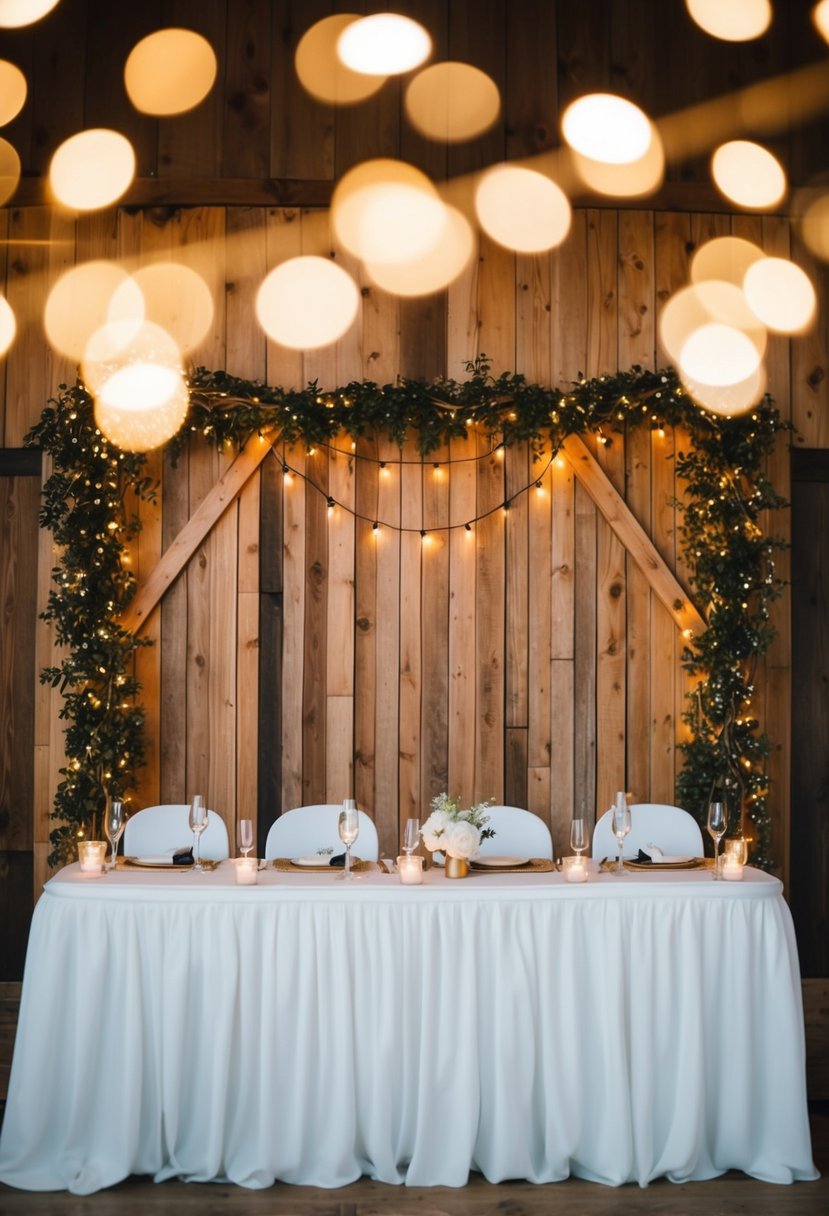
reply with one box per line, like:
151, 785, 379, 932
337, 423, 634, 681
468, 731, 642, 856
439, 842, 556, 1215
0, 135, 20, 205
569, 128, 664, 197
364, 203, 474, 296
475, 165, 571, 253
681, 364, 767, 416
679, 322, 761, 386
800, 191, 829, 261
711, 141, 786, 209
405, 61, 500, 142
0, 294, 15, 355
660, 281, 766, 368
690, 235, 764, 286
0, 59, 26, 125
332, 159, 446, 266
82, 319, 181, 396
815, 0, 829, 43
124, 28, 217, 116
337, 13, 431, 76
561, 93, 653, 164
110, 263, 214, 354
49, 129, 135, 211
685, 0, 772, 41
44, 261, 143, 361
743, 258, 816, 333
256, 256, 359, 350
295, 14, 387, 105
84, 320, 187, 452
0, 0, 60, 27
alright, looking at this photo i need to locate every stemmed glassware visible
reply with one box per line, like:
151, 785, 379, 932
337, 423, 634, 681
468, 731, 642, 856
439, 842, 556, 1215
402, 818, 420, 856
611, 791, 631, 874
238, 818, 254, 858
188, 794, 208, 873
337, 798, 359, 881
105, 798, 125, 872
569, 816, 587, 859
707, 798, 728, 879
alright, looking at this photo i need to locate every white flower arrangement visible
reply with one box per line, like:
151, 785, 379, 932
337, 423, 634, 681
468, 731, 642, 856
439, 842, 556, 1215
420, 792, 495, 861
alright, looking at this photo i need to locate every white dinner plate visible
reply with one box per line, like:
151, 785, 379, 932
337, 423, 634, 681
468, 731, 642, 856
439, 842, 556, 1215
471, 856, 530, 869
124, 855, 192, 868
649, 855, 694, 865
290, 856, 334, 867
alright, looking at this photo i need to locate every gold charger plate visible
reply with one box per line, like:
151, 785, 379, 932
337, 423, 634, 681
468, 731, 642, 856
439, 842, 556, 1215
121, 856, 219, 872
471, 857, 554, 874
272, 857, 378, 873
623, 857, 705, 871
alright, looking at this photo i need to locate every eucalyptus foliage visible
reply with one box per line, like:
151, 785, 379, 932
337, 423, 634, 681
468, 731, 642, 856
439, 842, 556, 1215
27, 360, 787, 868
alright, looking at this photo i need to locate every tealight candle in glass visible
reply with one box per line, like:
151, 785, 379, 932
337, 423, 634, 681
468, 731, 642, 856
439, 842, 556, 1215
235, 856, 258, 885
562, 855, 588, 883
397, 854, 424, 885
78, 840, 107, 874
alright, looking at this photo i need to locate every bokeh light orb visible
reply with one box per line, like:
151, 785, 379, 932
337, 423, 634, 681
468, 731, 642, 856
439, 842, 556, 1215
0, 134, 20, 205
475, 165, 571, 253
685, 0, 772, 41
660, 280, 766, 370
124, 28, 217, 116
690, 235, 764, 286
681, 363, 766, 417
110, 262, 214, 355
743, 257, 816, 333
364, 204, 475, 296
0, 294, 16, 355
561, 93, 653, 164
337, 13, 431, 76
256, 256, 359, 350
711, 140, 786, 209
405, 62, 500, 142
295, 14, 387, 105
815, 0, 829, 44
49, 128, 135, 210
332, 158, 446, 265
0, 0, 60, 28
569, 128, 664, 197
94, 369, 189, 452
82, 318, 182, 396
798, 191, 829, 261
44, 260, 143, 360
679, 322, 761, 386
0, 60, 26, 125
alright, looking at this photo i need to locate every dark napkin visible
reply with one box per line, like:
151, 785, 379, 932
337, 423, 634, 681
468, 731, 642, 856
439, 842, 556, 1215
636, 849, 653, 865
172, 847, 194, 865
328, 853, 346, 868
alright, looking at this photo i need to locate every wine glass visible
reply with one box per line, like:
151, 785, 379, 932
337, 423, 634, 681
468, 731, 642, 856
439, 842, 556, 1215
402, 818, 420, 855
611, 791, 631, 874
238, 818, 254, 858
707, 799, 728, 879
569, 816, 587, 858
188, 794, 208, 873
104, 799, 125, 872
337, 799, 359, 881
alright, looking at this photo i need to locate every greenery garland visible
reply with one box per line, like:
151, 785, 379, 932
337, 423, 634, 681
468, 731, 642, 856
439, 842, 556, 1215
26, 360, 787, 868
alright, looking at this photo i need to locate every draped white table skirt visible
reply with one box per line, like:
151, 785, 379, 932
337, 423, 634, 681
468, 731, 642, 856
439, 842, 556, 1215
0, 865, 818, 1194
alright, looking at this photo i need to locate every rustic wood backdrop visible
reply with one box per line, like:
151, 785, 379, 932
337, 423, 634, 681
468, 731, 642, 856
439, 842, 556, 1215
0, 0, 827, 907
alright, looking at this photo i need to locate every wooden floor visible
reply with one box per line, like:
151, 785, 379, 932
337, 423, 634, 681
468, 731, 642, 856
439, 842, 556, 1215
0, 1104, 825, 1216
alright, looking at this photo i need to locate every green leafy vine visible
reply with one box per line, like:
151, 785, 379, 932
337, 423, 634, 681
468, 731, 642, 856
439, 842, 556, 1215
26, 359, 787, 868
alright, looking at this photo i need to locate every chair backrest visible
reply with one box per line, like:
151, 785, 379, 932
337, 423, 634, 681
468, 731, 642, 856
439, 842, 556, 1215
477, 805, 554, 859
591, 802, 704, 859
123, 804, 230, 861
264, 804, 380, 861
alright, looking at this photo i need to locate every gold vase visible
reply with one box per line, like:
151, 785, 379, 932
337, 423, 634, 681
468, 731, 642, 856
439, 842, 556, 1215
444, 855, 469, 879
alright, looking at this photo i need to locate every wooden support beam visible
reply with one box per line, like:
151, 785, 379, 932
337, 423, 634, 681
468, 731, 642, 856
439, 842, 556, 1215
119, 436, 274, 637
561, 434, 707, 639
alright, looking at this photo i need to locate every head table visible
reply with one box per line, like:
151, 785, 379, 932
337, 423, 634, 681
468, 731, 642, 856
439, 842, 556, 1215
0, 860, 818, 1195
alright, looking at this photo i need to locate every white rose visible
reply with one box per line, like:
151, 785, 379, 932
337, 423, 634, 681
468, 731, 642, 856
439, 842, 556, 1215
421, 808, 450, 851
442, 819, 481, 860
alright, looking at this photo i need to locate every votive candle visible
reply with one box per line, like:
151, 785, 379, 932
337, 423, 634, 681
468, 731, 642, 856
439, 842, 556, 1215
235, 856, 258, 885
722, 856, 744, 881
563, 855, 588, 883
397, 854, 424, 885
78, 840, 106, 874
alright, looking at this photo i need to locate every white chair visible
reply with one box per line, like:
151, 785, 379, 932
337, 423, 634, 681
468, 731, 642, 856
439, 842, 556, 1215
264, 804, 379, 861
477, 805, 554, 859
123, 804, 230, 861
591, 802, 704, 860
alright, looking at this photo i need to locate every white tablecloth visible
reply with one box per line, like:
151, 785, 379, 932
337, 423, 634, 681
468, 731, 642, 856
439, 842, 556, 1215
0, 862, 818, 1193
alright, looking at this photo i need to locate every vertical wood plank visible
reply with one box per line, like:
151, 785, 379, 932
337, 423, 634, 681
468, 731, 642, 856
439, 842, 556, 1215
527, 450, 552, 827
270, 0, 335, 181
398, 444, 423, 821
420, 444, 450, 809
373, 437, 402, 850
281, 446, 305, 812
475, 434, 505, 803
447, 431, 477, 801
354, 435, 378, 816
301, 447, 328, 806
158, 0, 225, 179
224, 0, 272, 179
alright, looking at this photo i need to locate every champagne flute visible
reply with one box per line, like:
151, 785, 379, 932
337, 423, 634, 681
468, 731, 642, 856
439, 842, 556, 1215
188, 794, 208, 873
569, 816, 587, 858
611, 791, 631, 874
238, 818, 254, 858
104, 799, 125, 872
707, 799, 728, 879
402, 818, 420, 855
337, 799, 359, 881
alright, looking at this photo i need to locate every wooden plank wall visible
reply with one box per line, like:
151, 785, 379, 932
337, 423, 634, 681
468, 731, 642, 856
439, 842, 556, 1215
0, 0, 826, 881
0, 202, 818, 874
